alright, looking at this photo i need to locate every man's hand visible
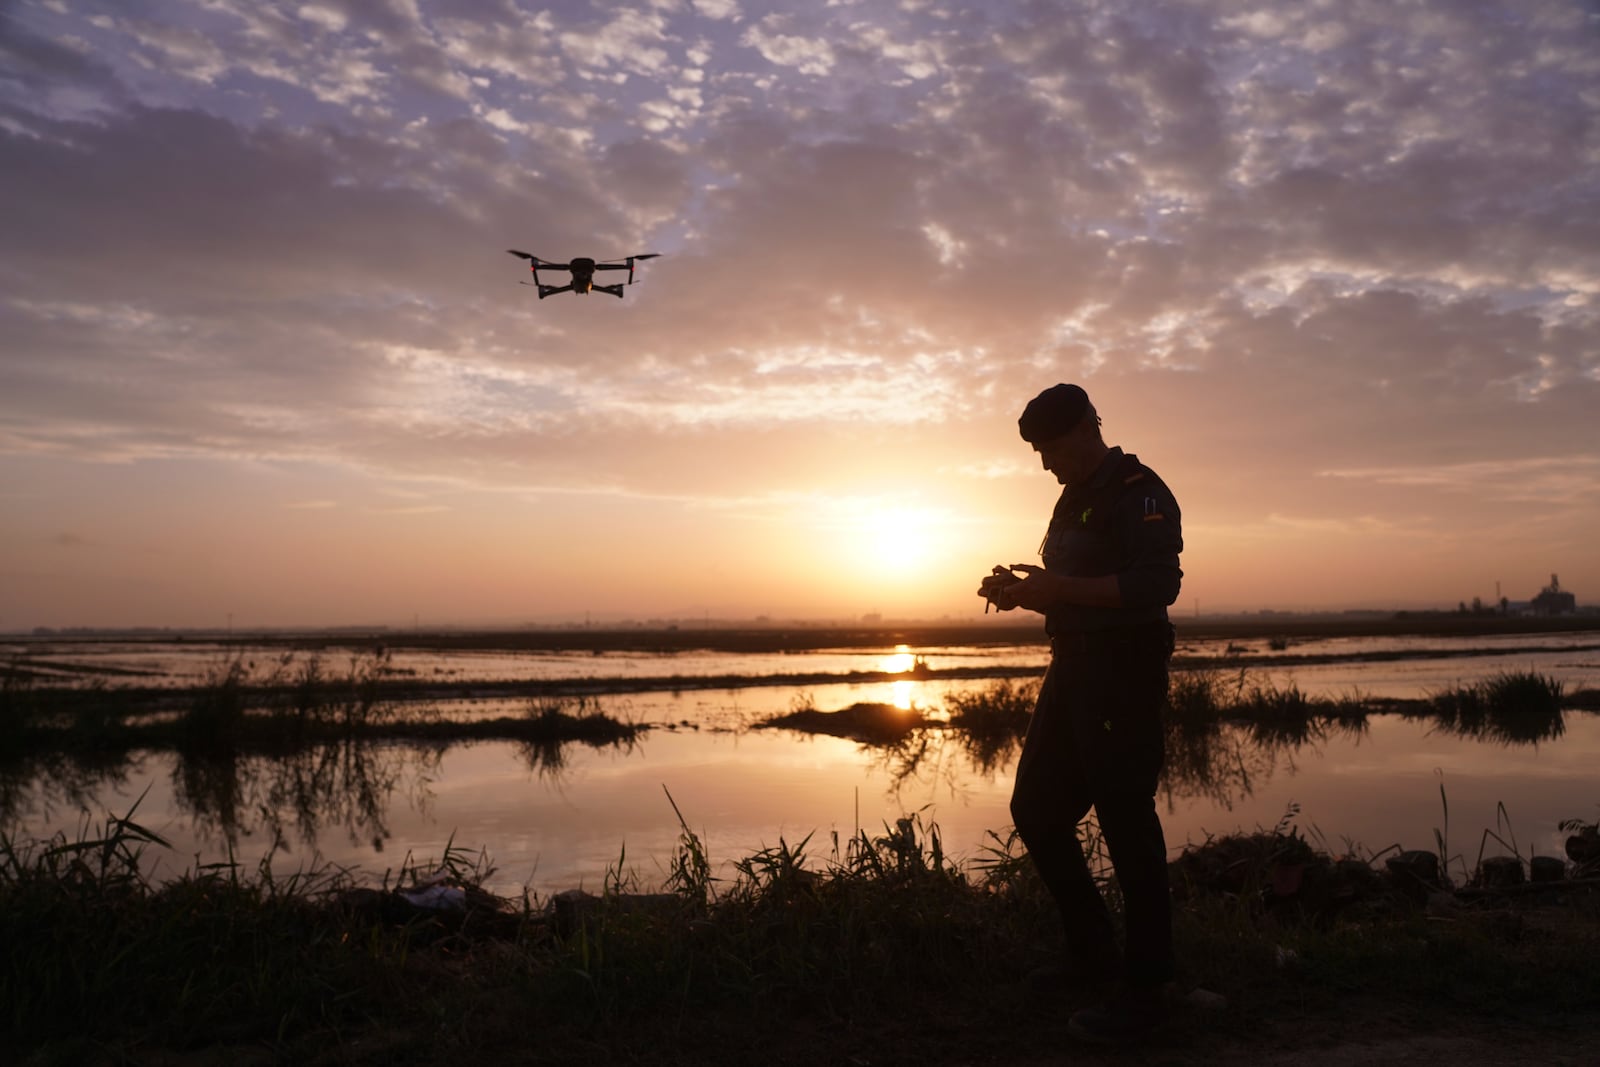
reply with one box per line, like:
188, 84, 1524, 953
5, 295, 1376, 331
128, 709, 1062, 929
978, 563, 1066, 613
977, 565, 1023, 612
980, 565, 1116, 614
995, 564, 1066, 613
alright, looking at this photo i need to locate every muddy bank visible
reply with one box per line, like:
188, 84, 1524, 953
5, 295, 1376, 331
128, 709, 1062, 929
8, 656, 1600, 716
255, 613, 1600, 653
14, 614, 1600, 658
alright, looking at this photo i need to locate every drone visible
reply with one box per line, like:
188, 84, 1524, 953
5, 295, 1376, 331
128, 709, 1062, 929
507, 250, 660, 299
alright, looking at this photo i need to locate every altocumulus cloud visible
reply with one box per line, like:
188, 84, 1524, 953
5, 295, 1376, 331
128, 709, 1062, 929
0, 0, 1595, 533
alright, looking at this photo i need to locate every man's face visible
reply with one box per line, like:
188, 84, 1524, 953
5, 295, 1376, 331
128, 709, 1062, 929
1032, 426, 1088, 485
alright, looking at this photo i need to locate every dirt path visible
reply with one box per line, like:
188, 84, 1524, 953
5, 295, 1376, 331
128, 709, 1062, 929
962, 1024, 1600, 1067
1220, 1028, 1598, 1067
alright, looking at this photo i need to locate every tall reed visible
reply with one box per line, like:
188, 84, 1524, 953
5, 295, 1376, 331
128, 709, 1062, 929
1425, 670, 1566, 742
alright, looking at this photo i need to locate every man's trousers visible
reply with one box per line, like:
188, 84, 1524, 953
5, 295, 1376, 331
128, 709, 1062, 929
1009, 621, 1175, 986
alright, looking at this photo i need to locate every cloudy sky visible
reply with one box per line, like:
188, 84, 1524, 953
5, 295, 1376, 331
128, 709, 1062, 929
2, 0, 1597, 630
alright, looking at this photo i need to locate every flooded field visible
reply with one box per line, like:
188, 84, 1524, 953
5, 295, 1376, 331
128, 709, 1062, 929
4, 622, 1598, 897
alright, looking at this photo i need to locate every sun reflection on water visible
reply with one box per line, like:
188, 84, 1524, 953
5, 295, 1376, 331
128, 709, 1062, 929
877, 646, 924, 709
878, 645, 916, 674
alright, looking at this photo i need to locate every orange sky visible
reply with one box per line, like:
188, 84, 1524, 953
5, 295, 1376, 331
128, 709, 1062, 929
2, 1, 1597, 629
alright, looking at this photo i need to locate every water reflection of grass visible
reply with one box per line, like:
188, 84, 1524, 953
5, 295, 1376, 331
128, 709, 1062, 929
757, 694, 928, 744
1, 661, 645, 856
945, 678, 1035, 764
755, 669, 1576, 815
4, 801, 1598, 1064
757, 684, 1038, 795
1162, 669, 1367, 812
3, 662, 1582, 874
174, 737, 437, 854
0, 653, 646, 757
758, 669, 1383, 775
1171, 667, 1567, 748
1414, 670, 1568, 743
514, 695, 640, 778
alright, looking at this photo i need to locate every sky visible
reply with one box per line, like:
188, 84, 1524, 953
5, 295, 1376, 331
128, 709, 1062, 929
1, 0, 1598, 630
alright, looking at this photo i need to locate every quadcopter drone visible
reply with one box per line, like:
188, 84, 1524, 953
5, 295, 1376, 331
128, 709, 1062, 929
506, 250, 660, 299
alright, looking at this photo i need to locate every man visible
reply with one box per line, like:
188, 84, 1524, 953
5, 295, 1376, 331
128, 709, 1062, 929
977, 382, 1183, 1044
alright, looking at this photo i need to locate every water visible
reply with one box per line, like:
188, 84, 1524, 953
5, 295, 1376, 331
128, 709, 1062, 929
13, 629, 1598, 702
5, 630, 1599, 896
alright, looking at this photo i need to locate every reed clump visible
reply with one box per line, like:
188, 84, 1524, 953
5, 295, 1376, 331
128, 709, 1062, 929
510, 695, 641, 775
760, 669, 1403, 799
1421, 670, 1567, 742
759, 696, 926, 744
1165, 667, 1230, 725
0, 663, 40, 756
181, 650, 402, 747
179, 655, 255, 749
4, 654, 643, 762
944, 678, 1035, 737
1167, 667, 1368, 732
943, 679, 1036, 773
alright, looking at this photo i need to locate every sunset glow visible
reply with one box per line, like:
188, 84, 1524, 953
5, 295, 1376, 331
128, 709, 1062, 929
1, 1, 1596, 629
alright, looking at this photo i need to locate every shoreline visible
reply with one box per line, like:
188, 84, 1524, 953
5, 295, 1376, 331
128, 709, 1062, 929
8, 659, 1600, 712
8, 613, 1600, 656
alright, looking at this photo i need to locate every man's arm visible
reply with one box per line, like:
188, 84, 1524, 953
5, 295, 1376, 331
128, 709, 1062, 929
992, 569, 1121, 612
982, 473, 1181, 615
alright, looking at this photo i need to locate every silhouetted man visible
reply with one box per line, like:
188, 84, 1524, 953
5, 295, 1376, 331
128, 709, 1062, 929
978, 382, 1182, 1044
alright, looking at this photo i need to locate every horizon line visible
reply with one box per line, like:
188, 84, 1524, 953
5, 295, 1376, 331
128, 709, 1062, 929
9, 604, 1599, 637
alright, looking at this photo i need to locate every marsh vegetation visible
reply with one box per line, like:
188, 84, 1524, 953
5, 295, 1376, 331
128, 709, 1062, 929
3, 796, 1597, 1065
2, 646, 1592, 880
4, 633, 1600, 1061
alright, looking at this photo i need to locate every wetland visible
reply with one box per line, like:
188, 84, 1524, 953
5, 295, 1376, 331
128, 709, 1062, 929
4, 616, 1600, 1064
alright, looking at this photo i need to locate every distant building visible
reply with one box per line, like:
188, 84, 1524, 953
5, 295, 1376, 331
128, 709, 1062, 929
1531, 574, 1577, 616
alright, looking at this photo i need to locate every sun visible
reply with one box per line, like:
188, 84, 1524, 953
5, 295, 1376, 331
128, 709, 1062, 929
807, 495, 966, 586
860, 506, 940, 575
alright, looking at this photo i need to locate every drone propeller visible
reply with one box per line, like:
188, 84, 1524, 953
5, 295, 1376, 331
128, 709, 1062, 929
591, 253, 661, 285
507, 249, 543, 262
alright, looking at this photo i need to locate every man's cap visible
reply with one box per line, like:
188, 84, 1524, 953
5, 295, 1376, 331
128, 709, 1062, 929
1018, 383, 1090, 443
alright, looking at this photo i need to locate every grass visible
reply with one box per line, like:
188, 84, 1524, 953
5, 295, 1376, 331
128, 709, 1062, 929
1165, 667, 1369, 733
2, 797, 1597, 1065
742, 670, 1584, 818
758, 668, 1376, 754
1418, 670, 1568, 742
944, 677, 1035, 772
7, 651, 1582, 772
757, 693, 927, 744
0, 653, 644, 760
0, 676, 645, 864
5, 667, 1581, 892
0, 831, 417, 1060
5, 658, 1597, 1059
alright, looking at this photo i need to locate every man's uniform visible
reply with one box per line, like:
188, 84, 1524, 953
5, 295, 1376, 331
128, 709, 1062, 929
1009, 445, 1183, 988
